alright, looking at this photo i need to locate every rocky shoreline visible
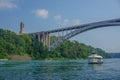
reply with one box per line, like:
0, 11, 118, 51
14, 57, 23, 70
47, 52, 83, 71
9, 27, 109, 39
10, 55, 32, 60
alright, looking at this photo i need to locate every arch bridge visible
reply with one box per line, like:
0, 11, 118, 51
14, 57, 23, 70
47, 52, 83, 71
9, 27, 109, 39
23, 18, 120, 51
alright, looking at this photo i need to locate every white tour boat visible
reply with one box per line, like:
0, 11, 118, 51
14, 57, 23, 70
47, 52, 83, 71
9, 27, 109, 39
88, 54, 103, 64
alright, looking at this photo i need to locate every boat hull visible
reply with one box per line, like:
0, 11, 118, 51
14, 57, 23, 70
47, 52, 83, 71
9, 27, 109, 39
88, 59, 103, 64
88, 61, 103, 64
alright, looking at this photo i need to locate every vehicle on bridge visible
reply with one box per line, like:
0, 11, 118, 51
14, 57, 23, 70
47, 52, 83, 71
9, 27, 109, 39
88, 54, 103, 64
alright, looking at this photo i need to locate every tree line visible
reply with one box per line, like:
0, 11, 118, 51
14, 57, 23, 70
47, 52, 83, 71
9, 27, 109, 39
0, 29, 111, 60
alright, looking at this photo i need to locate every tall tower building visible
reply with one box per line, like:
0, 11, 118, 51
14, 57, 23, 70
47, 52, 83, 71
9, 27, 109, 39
19, 22, 24, 34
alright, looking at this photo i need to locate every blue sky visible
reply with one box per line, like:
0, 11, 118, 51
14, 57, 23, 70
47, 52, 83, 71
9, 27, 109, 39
0, 0, 120, 52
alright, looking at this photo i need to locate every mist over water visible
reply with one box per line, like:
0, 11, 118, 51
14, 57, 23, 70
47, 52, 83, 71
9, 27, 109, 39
0, 59, 120, 80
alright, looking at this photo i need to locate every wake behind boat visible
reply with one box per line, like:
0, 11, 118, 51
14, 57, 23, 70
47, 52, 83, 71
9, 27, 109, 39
88, 54, 103, 64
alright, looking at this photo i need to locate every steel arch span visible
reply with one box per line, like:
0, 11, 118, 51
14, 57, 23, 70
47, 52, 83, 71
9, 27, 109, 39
49, 18, 120, 50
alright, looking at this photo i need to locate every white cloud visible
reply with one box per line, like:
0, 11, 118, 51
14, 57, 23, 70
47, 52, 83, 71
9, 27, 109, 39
73, 19, 80, 25
0, 0, 17, 9
54, 15, 61, 20
64, 19, 69, 23
54, 14, 81, 27
33, 9, 48, 19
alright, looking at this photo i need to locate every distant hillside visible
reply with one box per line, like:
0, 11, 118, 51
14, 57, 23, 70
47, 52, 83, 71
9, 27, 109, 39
109, 53, 120, 58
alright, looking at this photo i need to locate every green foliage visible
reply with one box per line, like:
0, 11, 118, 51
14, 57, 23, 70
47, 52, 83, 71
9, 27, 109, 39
0, 53, 9, 59
48, 40, 110, 59
0, 29, 47, 59
0, 29, 110, 60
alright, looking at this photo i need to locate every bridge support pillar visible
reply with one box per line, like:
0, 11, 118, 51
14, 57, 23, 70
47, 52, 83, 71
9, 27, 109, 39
30, 32, 51, 49
43, 33, 50, 48
43, 32, 46, 46
46, 33, 50, 48
37, 34, 41, 42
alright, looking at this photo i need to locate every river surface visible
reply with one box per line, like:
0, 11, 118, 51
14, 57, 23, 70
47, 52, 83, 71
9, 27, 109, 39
0, 59, 120, 80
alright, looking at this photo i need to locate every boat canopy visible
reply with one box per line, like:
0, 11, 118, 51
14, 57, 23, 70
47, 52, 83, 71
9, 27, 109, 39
88, 54, 103, 58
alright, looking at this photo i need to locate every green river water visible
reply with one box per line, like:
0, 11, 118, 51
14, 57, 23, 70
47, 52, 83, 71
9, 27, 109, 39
0, 59, 120, 80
